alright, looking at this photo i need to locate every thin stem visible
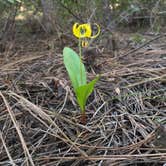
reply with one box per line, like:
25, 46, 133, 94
78, 38, 83, 85
78, 38, 86, 125
79, 38, 86, 122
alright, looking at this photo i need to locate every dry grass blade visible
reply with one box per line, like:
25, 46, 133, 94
0, 132, 16, 166
0, 91, 35, 166
9, 91, 88, 158
0, 54, 45, 71
0, 27, 165, 165
124, 73, 166, 88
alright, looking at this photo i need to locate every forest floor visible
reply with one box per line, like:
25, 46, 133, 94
0, 30, 166, 166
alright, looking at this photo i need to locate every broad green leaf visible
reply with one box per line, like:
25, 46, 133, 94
63, 47, 86, 91
75, 76, 99, 113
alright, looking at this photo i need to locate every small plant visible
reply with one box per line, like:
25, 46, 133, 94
63, 23, 100, 124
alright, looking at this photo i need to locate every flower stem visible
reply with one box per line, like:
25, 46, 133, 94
78, 38, 83, 85
78, 39, 86, 124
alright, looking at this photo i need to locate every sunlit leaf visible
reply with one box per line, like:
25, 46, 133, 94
75, 76, 99, 113
63, 47, 86, 91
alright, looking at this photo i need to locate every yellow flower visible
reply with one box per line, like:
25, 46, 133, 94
73, 23, 100, 39
90, 23, 100, 39
73, 23, 92, 38
81, 39, 89, 47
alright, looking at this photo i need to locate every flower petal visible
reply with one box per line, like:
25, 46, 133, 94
79, 24, 91, 38
90, 23, 100, 39
72, 23, 92, 38
73, 23, 80, 38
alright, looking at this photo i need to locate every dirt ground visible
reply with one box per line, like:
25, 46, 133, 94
0, 30, 166, 165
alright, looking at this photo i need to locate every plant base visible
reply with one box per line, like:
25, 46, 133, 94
80, 112, 87, 125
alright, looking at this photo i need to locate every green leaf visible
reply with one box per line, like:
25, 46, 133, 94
63, 47, 86, 91
75, 76, 99, 113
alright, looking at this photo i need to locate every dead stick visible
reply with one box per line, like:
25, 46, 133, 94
117, 33, 166, 60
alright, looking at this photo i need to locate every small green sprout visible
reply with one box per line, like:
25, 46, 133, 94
63, 23, 100, 124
